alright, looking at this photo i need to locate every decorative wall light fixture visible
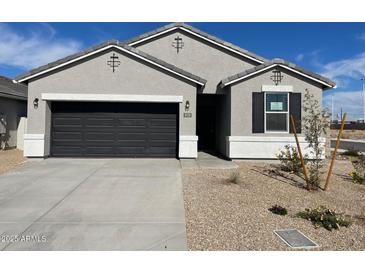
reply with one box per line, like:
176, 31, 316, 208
33, 98, 39, 109
185, 100, 190, 111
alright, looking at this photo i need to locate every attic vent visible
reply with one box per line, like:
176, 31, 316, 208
107, 53, 121, 72
172, 36, 184, 53
270, 69, 283, 85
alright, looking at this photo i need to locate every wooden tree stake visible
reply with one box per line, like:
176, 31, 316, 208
290, 115, 309, 185
324, 112, 347, 191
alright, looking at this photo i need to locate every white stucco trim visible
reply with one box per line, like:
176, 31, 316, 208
16, 117, 27, 151
262, 85, 293, 92
16, 45, 206, 86
24, 134, 45, 157
222, 64, 333, 88
227, 135, 325, 159
179, 135, 199, 141
179, 135, 198, 158
41, 93, 184, 103
128, 26, 265, 64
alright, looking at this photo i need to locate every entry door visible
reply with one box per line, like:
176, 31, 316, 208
51, 102, 178, 158
197, 105, 216, 151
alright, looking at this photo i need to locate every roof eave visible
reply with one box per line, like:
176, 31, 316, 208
220, 63, 336, 90
126, 23, 268, 64
0, 92, 27, 101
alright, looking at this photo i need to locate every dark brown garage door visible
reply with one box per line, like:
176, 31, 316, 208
51, 102, 178, 158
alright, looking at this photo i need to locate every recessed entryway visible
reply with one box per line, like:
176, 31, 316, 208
196, 94, 226, 155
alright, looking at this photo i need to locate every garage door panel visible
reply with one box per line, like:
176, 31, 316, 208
115, 146, 147, 155
85, 117, 115, 127
51, 102, 178, 157
150, 133, 177, 140
52, 117, 82, 127
150, 119, 176, 127
150, 140, 176, 147
52, 132, 82, 141
85, 132, 115, 141
117, 133, 147, 141
149, 128, 176, 134
115, 142, 147, 149
84, 146, 115, 155
149, 147, 176, 155
115, 127, 148, 133
51, 146, 83, 156
117, 118, 147, 127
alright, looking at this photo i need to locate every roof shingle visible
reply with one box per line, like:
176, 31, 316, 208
0, 76, 27, 100
124, 22, 268, 64
15, 40, 207, 85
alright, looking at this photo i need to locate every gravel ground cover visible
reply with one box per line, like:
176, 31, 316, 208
0, 149, 27, 175
182, 160, 365, 250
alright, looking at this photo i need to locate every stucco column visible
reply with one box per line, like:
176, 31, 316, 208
23, 95, 48, 157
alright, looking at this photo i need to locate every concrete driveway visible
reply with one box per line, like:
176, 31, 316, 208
0, 158, 187, 251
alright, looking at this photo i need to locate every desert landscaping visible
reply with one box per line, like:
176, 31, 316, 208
183, 159, 365, 250
0, 149, 26, 175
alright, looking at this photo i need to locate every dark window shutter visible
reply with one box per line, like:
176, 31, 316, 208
252, 92, 264, 133
289, 92, 301, 133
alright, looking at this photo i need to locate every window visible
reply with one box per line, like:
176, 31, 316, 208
265, 92, 289, 132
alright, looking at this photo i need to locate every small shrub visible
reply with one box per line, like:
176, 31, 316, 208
296, 206, 352, 231
349, 155, 365, 184
349, 172, 365, 184
228, 170, 241, 184
303, 90, 330, 190
277, 145, 306, 174
268, 205, 288, 215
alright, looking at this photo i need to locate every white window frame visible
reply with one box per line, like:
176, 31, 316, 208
264, 92, 290, 133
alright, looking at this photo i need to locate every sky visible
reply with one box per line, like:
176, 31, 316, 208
1, 22, 365, 120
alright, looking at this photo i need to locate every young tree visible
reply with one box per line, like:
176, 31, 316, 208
302, 89, 330, 190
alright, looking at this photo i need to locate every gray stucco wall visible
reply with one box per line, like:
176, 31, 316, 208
229, 66, 323, 137
0, 97, 27, 148
26, 48, 198, 154
134, 30, 260, 94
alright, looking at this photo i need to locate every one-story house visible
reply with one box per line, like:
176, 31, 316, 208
0, 76, 27, 149
15, 23, 335, 159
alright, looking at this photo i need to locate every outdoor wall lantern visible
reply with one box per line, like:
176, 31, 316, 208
185, 100, 190, 111
33, 98, 39, 109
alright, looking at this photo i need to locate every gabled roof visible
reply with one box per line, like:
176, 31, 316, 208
219, 58, 336, 89
125, 23, 268, 64
0, 76, 27, 100
15, 40, 207, 86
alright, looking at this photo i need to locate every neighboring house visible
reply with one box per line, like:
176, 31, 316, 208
0, 76, 27, 149
15, 23, 335, 159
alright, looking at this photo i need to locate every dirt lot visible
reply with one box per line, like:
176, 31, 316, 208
331, 129, 365, 140
0, 149, 27, 175
183, 160, 365, 250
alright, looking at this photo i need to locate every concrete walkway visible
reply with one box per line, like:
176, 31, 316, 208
331, 138, 365, 152
0, 158, 186, 251
181, 151, 238, 169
